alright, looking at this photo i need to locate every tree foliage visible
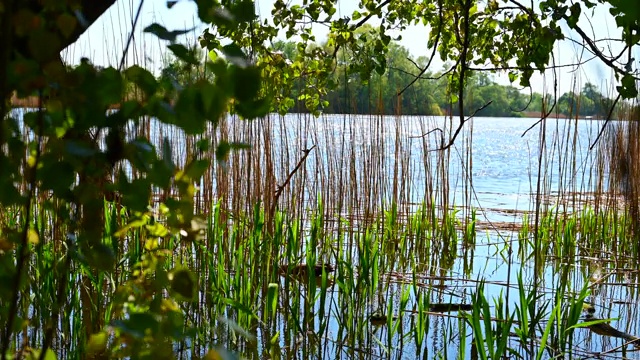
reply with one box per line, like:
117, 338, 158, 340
161, 36, 620, 118
196, 0, 638, 119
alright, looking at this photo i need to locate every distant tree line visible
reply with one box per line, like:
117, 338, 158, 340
158, 30, 632, 119
265, 28, 628, 118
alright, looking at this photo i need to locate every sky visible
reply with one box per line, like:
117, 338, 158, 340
64, 0, 638, 97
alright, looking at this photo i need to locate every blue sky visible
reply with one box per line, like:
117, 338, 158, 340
64, 0, 637, 97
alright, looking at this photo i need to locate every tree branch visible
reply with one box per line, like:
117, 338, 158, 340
452, 0, 473, 150
589, 93, 621, 150
568, 20, 639, 81
439, 101, 492, 150
270, 145, 316, 216
397, 0, 444, 96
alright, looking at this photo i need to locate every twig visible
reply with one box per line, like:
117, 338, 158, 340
445, 0, 473, 151
438, 100, 492, 151
467, 54, 598, 72
270, 145, 316, 216
521, 53, 559, 137
589, 93, 621, 150
569, 21, 638, 81
397, 0, 444, 96
598, 338, 640, 355
393, 60, 458, 82
118, 0, 144, 71
413, 101, 492, 151
520, 102, 558, 137
409, 127, 443, 139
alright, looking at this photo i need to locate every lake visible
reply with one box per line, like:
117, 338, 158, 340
9, 110, 639, 359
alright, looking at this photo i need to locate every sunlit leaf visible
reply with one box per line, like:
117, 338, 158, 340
86, 331, 108, 355
26, 349, 56, 360
27, 229, 39, 245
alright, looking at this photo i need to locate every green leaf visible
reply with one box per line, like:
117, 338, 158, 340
222, 44, 249, 67
143, 23, 195, 42
97, 67, 124, 105
617, 74, 638, 99
235, 97, 271, 119
208, 49, 219, 62
86, 331, 108, 356
173, 87, 209, 134
184, 159, 211, 180
536, 302, 558, 360
127, 139, 156, 170
65, 141, 97, 158
120, 178, 152, 212
170, 267, 198, 301
39, 159, 75, 195
215, 141, 250, 163
125, 65, 158, 96
56, 13, 78, 39
232, 66, 261, 101
84, 243, 116, 271
198, 82, 224, 119
168, 44, 200, 65
0, 178, 22, 206
266, 283, 278, 318
196, 139, 211, 153
231, 0, 257, 22
566, 3, 581, 28
28, 30, 62, 63
111, 313, 160, 339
